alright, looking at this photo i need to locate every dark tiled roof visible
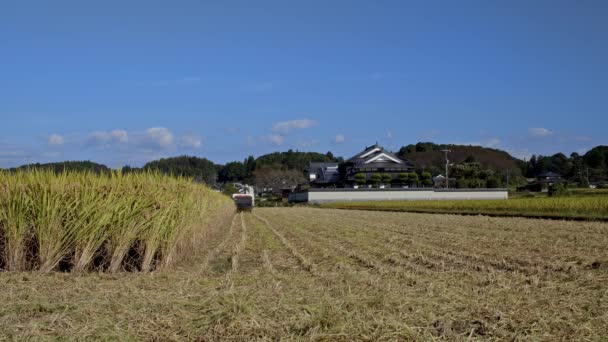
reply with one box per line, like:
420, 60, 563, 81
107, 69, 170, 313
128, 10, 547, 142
309, 162, 340, 183
347, 144, 413, 168
308, 162, 339, 170
538, 171, 562, 178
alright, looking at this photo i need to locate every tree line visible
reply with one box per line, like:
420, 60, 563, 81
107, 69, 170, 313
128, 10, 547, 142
5, 144, 606, 190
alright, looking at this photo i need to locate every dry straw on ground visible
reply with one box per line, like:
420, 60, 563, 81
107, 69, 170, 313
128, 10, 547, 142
1, 207, 606, 340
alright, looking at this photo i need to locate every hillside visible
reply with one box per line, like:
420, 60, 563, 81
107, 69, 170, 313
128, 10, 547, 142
9, 160, 110, 174
398, 143, 521, 173
255, 150, 342, 171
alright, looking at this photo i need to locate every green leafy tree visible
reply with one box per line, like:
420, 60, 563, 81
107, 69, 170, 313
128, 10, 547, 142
218, 161, 248, 182
143, 156, 217, 185
398, 173, 409, 185
354, 173, 367, 186
381, 173, 392, 185
407, 173, 419, 187
420, 172, 432, 187
371, 173, 382, 187
486, 177, 500, 188
222, 183, 239, 196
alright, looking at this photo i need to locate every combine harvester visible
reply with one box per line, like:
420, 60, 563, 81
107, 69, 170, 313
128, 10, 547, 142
231, 184, 255, 211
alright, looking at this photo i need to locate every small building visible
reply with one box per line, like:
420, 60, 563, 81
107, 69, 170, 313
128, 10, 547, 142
341, 144, 414, 187
432, 174, 456, 188
537, 171, 563, 185
433, 175, 446, 187
308, 162, 340, 187
308, 144, 414, 188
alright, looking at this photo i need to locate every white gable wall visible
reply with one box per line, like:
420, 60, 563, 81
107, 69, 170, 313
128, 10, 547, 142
364, 153, 402, 164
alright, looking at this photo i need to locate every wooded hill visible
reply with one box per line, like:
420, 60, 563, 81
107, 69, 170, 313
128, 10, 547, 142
4, 144, 607, 187
397, 142, 522, 174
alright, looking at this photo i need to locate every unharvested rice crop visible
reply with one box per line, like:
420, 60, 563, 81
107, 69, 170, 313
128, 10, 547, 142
0, 170, 233, 272
1, 207, 606, 340
321, 196, 608, 220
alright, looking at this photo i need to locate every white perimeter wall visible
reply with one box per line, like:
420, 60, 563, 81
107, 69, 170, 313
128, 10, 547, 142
290, 190, 508, 203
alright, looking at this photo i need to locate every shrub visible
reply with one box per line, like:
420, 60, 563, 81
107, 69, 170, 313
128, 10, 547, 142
548, 182, 568, 197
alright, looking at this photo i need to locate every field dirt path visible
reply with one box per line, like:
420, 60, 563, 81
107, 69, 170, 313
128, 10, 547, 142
1, 207, 607, 341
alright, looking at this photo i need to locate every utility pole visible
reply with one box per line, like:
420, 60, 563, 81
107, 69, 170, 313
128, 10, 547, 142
441, 149, 451, 189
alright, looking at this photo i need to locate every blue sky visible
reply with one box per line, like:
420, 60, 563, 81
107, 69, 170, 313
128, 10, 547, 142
1, 0, 607, 168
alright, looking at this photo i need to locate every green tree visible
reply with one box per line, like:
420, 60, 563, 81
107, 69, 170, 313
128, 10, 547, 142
222, 183, 239, 196
420, 172, 432, 187
218, 161, 247, 182
354, 173, 367, 186
143, 156, 217, 185
407, 173, 419, 187
486, 177, 500, 188
371, 173, 382, 187
456, 178, 469, 189
398, 173, 409, 185
381, 173, 392, 185
584, 147, 606, 169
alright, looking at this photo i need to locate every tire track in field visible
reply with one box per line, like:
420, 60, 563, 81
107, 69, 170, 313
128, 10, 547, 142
278, 208, 585, 280
316, 208, 604, 271
262, 250, 276, 275
311, 209, 579, 277
256, 210, 424, 292
253, 211, 360, 273
252, 212, 316, 273
254, 210, 408, 279
282, 209, 509, 276
229, 212, 247, 274
261, 209, 440, 276
200, 212, 238, 272
205, 212, 246, 276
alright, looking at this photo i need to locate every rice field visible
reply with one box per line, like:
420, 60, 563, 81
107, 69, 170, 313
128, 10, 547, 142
0, 170, 234, 272
1, 207, 607, 340
320, 196, 608, 220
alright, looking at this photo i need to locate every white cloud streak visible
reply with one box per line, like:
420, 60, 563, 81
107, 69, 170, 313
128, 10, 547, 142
334, 134, 345, 144
529, 127, 553, 137
48, 134, 65, 146
272, 119, 316, 134
264, 134, 285, 146
88, 129, 129, 145
143, 127, 174, 148
180, 134, 202, 148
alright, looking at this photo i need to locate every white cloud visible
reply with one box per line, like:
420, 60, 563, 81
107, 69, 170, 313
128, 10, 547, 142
88, 129, 128, 145
272, 119, 316, 134
180, 134, 202, 148
573, 135, 592, 142
386, 130, 394, 139
264, 134, 285, 146
297, 139, 319, 148
144, 127, 173, 148
485, 138, 501, 148
529, 127, 553, 137
0, 150, 24, 157
334, 134, 345, 144
48, 134, 65, 146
